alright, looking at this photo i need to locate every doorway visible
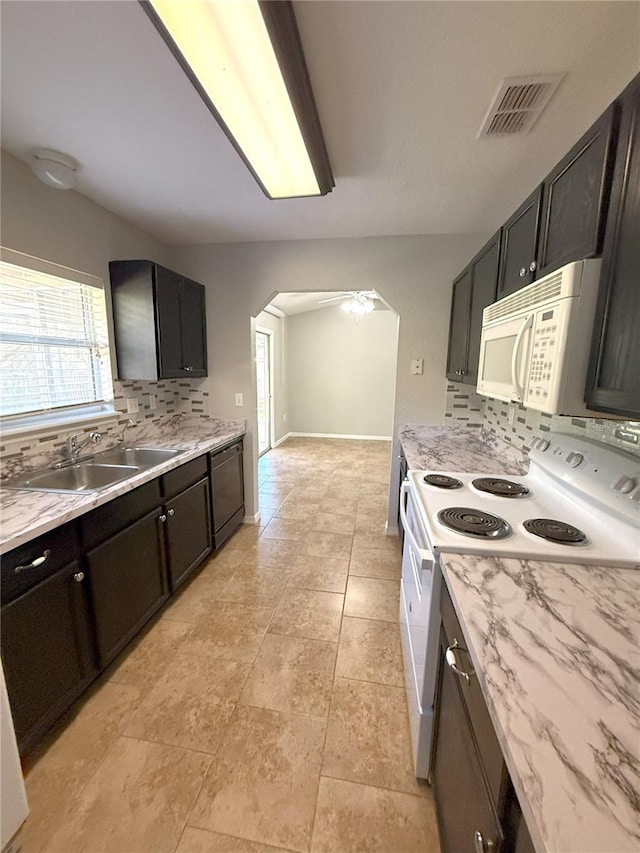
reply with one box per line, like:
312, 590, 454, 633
255, 328, 273, 456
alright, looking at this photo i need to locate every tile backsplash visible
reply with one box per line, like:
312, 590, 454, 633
445, 381, 640, 458
0, 378, 211, 479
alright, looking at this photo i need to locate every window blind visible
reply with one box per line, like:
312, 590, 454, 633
0, 260, 113, 417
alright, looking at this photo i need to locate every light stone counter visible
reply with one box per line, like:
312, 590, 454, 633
400, 423, 528, 475
0, 416, 245, 554
441, 553, 640, 853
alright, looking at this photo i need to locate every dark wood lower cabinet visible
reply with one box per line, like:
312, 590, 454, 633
1, 560, 96, 752
85, 509, 168, 667
165, 476, 212, 590
433, 626, 503, 853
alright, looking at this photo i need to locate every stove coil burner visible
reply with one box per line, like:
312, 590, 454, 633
524, 518, 587, 545
437, 507, 511, 539
424, 474, 463, 489
472, 477, 530, 498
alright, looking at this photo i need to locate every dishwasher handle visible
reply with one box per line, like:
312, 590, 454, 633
399, 481, 434, 568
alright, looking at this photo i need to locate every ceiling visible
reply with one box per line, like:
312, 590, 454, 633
1, 1, 638, 246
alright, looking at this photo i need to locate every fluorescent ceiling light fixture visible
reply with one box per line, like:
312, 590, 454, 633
143, 0, 334, 199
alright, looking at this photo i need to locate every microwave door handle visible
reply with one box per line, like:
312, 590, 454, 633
511, 314, 533, 400
399, 481, 434, 566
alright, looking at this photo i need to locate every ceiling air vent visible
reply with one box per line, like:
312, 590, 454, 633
479, 74, 563, 137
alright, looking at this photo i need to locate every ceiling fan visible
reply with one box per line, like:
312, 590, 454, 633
318, 290, 380, 315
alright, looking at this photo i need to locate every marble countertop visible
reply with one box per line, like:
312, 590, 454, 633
399, 423, 528, 475
441, 554, 640, 853
0, 416, 245, 555
398, 424, 640, 851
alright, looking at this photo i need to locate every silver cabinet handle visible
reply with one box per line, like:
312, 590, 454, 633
167, 508, 175, 517
519, 267, 527, 277
74, 572, 85, 582
15, 549, 51, 573
529, 260, 537, 272
183, 366, 194, 372
474, 830, 495, 852
158, 514, 167, 522
445, 638, 474, 685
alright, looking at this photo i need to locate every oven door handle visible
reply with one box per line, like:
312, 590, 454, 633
399, 481, 434, 568
511, 313, 533, 402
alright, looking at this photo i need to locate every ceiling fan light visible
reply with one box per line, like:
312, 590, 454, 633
31, 149, 78, 190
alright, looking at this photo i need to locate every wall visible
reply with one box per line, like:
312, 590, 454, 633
287, 304, 397, 437
255, 310, 288, 445
170, 233, 488, 521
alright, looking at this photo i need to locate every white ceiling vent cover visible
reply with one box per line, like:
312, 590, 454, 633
479, 75, 563, 137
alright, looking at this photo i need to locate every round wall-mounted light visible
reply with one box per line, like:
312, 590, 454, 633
31, 149, 78, 190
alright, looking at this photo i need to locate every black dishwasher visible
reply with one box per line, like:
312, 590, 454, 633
209, 439, 245, 548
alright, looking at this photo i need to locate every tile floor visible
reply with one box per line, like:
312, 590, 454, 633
20, 438, 441, 853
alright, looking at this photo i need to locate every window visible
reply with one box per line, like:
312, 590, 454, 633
0, 249, 114, 428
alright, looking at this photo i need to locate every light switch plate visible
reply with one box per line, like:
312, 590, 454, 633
126, 397, 139, 414
235, 393, 244, 407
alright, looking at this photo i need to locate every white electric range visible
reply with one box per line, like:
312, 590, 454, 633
398, 432, 640, 780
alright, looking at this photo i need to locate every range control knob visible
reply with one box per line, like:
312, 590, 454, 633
537, 439, 551, 451
612, 476, 638, 495
566, 452, 584, 468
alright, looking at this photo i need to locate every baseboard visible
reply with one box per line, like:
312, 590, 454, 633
287, 432, 392, 441
271, 432, 292, 448
385, 519, 399, 536
243, 512, 261, 525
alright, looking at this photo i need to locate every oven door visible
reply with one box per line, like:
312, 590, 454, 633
399, 480, 441, 778
477, 312, 534, 402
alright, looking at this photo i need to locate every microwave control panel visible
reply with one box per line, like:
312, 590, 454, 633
526, 308, 559, 406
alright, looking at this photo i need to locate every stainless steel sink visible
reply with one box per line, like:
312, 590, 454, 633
95, 447, 183, 468
4, 463, 140, 493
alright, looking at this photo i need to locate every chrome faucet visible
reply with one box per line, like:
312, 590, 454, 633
118, 419, 136, 447
65, 430, 102, 465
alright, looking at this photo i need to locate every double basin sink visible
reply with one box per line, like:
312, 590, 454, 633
5, 447, 184, 494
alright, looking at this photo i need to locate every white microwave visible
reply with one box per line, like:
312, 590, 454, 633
477, 259, 603, 416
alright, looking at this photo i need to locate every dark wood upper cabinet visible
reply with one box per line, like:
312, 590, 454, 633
538, 103, 618, 278
446, 268, 472, 381
110, 260, 208, 380
447, 232, 500, 385
586, 73, 640, 418
497, 187, 543, 297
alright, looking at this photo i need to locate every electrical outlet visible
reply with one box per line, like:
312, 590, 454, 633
235, 393, 244, 407
410, 358, 424, 375
126, 397, 139, 414
149, 394, 156, 410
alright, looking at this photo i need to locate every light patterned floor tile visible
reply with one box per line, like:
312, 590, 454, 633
189, 706, 325, 853
176, 827, 291, 853
301, 531, 353, 559
218, 563, 289, 608
269, 588, 343, 643
344, 575, 400, 622
335, 616, 404, 686
181, 601, 274, 663
349, 547, 401, 580
108, 618, 192, 693
239, 634, 336, 718
287, 554, 349, 594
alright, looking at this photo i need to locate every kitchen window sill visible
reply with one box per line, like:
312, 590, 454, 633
0, 404, 119, 441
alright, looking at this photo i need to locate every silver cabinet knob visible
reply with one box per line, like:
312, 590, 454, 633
183, 366, 194, 372
158, 514, 167, 522
167, 508, 175, 517
520, 267, 527, 277
529, 260, 538, 272
74, 572, 85, 582
474, 830, 495, 852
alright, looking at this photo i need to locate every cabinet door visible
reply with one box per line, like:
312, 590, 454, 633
586, 74, 640, 418
498, 187, 543, 297
1, 561, 96, 752
180, 278, 208, 377
155, 265, 185, 378
433, 630, 503, 853
538, 104, 617, 278
466, 231, 501, 387
86, 509, 168, 667
446, 268, 472, 381
165, 477, 212, 591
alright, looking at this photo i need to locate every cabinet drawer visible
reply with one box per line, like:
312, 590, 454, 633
441, 583, 506, 807
80, 479, 162, 550
162, 455, 208, 499
1, 522, 80, 605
